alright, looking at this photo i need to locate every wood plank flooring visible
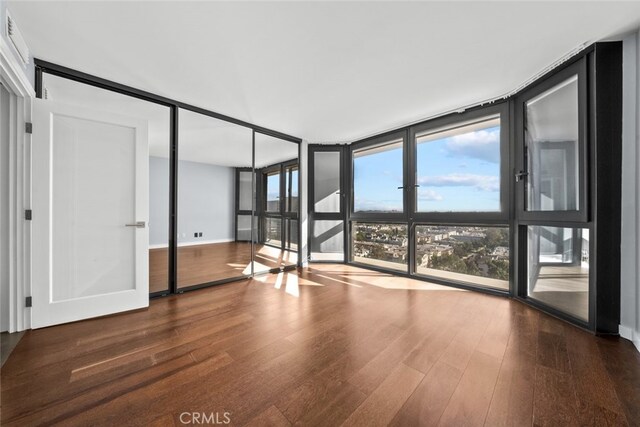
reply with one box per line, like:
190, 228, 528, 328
2, 264, 639, 426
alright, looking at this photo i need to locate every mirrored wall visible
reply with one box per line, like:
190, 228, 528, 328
41, 73, 172, 296
176, 110, 253, 289
253, 132, 299, 274
38, 68, 301, 296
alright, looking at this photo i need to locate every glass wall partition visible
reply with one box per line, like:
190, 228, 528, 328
254, 133, 299, 273
177, 109, 253, 289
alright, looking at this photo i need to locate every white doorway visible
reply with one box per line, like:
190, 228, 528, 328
31, 99, 149, 328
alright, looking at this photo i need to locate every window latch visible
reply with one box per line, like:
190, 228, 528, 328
515, 171, 528, 182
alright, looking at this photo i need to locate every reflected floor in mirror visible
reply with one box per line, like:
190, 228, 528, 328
149, 242, 297, 292
529, 265, 589, 321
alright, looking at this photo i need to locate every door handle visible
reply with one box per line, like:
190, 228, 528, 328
515, 171, 528, 182
125, 221, 146, 228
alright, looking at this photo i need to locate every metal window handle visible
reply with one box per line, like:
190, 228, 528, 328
125, 221, 146, 228
515, 171, 528, 182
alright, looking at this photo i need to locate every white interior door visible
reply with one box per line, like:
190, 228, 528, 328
32, 98, 149, 328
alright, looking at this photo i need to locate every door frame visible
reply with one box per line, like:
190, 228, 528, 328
0, 37, 34, 332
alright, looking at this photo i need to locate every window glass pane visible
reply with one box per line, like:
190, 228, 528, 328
266, 171, 280, 212
415, 225, 509, 290
314, 151, 341, 213
286, 166, 299, 212
352, 222, 407, 272
236, 214, 252, 241
415, 116, 501, 212
353, 139, 403, 213
238, 170, 253, 211
265, 217, 281, 247
526, 76, 579, 211
285, 218, 298, 251
527, 226, 589, 321
311, 220, 344, 261
255, 133, 298, 272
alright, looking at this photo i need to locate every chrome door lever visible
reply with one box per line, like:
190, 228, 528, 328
125, 221, 146, 228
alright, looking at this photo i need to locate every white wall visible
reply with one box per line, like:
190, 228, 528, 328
0, 0, 34, 87
620, 31, 640, 352
149, 156, 236, 247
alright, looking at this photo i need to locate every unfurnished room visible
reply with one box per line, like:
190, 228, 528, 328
1, 1, 640, 426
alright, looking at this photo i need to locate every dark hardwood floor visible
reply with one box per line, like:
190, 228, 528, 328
2, 264, 639, 426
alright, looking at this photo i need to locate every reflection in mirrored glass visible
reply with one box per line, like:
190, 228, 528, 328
525, 76, 579, 212
527, 226, 589, 321
177, 109, 253, 288
42, 73, 172, 295
311, 220, 344, 261
314, 152, 341, 213
254, 133, 299, 273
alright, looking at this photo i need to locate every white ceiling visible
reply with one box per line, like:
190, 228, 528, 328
9, 1, 640, 143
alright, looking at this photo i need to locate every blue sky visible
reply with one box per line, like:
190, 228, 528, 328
354, 125, 501, 212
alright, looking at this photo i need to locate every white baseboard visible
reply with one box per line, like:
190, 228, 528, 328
149, 238, 234, 249
619, 324, 640, 353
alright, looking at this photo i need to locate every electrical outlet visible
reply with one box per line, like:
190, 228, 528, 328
194, 232, 198, 238
198, 232, 203, 237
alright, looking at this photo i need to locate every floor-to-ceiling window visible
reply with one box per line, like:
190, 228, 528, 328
350, 134, 408, 271
347, 105, 510, 291
410, 107, 510, 291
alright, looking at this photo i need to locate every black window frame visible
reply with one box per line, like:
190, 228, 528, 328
350, 130, 409, 222
409, 102, 510, 224
515, 57, 589, 224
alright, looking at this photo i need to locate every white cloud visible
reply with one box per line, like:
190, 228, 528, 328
445, 128, 500, 163
418, 188, 444, 201
418, 173, 499, 192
